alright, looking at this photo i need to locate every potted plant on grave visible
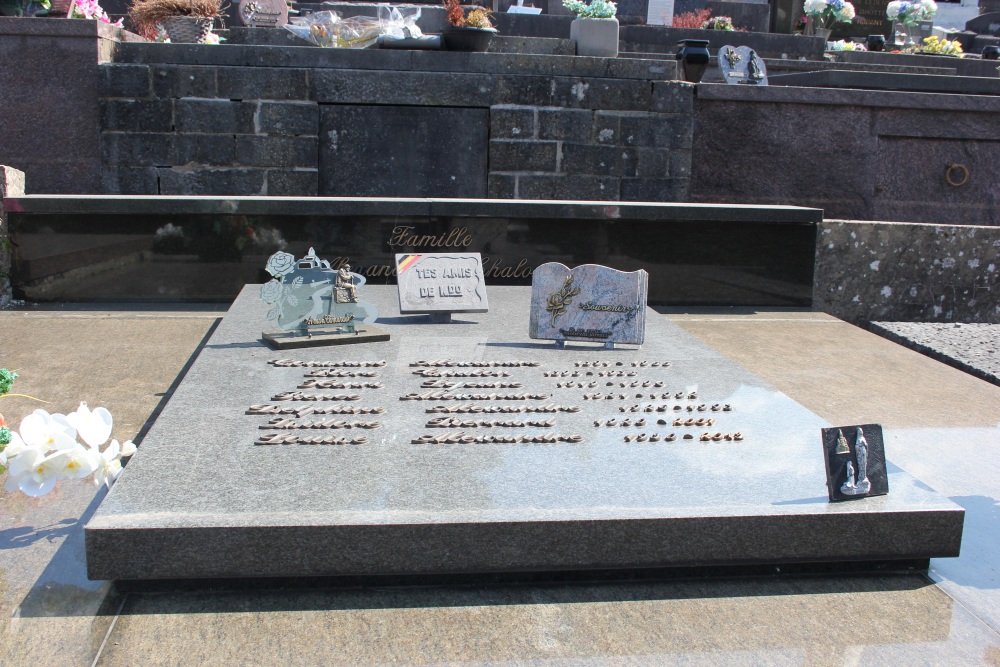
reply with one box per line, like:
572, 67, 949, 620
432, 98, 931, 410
441, 0, 497, 52
564, 0, 618, 57
129, 0, 224, 44
803, 0, 855, 41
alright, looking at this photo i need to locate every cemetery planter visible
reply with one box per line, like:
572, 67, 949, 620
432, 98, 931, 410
441, 26, 495, 52
866, 34, 886, 51
164, 16, 213, 43
570, 17, 619, 57
815, 27, 832, 41
675, 38, 710, 83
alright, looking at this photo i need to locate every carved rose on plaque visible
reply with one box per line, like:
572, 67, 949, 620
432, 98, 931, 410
265, 251, 296, 278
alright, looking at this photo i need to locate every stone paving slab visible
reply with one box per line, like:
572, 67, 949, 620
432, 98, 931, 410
870, 322, 1000, 388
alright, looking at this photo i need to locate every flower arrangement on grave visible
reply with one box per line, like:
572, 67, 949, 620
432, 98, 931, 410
129, 0, 225, 42
886, 0, 935, 25
701, 14, 734, 30
0, 369, 135, 496
795, 14, 809, 32
71, 0, 124, 26
443, 0, 496, 29
563, 0, 616, 18
920, 35, 963, 56
827, 39, 866, 50
804, 0, 855, 30
670, 8, 710, 28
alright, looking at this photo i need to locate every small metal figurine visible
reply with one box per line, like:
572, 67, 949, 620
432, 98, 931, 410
336, 263, 359, 303
747, 50, 764, 81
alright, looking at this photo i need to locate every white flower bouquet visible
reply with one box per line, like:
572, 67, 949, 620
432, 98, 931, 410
804, 0, 855, 29
886, 0, 936, 25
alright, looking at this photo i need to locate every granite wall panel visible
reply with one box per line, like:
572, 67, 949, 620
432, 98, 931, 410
692, 88, 1000, 226
319, 106, 489, 198
814, 220, 1000, 323
0, 19, 116, 194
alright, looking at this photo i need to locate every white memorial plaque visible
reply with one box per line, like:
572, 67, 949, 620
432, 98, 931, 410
395, 253, 489, 322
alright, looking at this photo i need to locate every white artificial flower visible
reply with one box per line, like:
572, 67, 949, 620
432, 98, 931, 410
838, 2, 855, 20
886, 0, 900, 18
6, 448, 65, 496
804, 0, 828, 15
93, 439, 125, 488
0, 431, 26, 466
19, 409, 77, 451
919, 0, 936, 18
120, 440, 137, 457
50, 444, 101, 480
67, 402, 113, 448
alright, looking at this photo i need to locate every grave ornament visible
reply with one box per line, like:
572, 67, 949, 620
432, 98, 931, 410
238, 0, 288, 28
821, 424, 889, 501
719, 45, 768, 86
395, 253, 489, 323
529, 263, 648, 348
259, 248, 389, 349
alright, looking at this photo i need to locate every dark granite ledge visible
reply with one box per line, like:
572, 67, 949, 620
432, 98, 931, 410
769, 70, 1000, 96
4, 195, 823, 223
695, 82, 1000, 112
0, 16, 121, 38
113, 42, 677, 81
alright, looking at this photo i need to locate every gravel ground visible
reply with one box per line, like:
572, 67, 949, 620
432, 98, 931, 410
870, 322, 1000, 388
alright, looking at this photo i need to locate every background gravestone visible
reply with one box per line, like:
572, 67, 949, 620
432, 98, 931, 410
966, 12, 1000, 35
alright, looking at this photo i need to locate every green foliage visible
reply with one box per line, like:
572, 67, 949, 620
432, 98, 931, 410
0, 369, 17, 395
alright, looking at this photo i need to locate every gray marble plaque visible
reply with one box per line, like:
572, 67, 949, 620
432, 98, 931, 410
719, 45, 768, 86
395, 253, 489, 315
529, 263, 648, 347
238, 0, 288, 27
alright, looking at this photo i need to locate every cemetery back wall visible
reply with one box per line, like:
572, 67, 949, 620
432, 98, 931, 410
2, 19, 1000, 228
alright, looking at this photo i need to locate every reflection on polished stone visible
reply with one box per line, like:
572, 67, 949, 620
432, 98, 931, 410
9, 214, 815, 306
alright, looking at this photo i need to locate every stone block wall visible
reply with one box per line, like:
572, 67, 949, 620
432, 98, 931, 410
100, 64, 321, 196
814, 220, 1000, 324
487, 84, 693, 201
97, 45, 691, 200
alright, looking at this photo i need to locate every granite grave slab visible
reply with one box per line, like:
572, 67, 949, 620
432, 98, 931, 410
84, 286, 963, 580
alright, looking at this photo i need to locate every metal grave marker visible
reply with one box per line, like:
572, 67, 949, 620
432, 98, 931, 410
529, 262, 648, 348
260, 248, 388, 349
719, 45, 768, 86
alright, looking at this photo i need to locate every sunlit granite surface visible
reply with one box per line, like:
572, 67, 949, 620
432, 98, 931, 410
85, 287, 962, 579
